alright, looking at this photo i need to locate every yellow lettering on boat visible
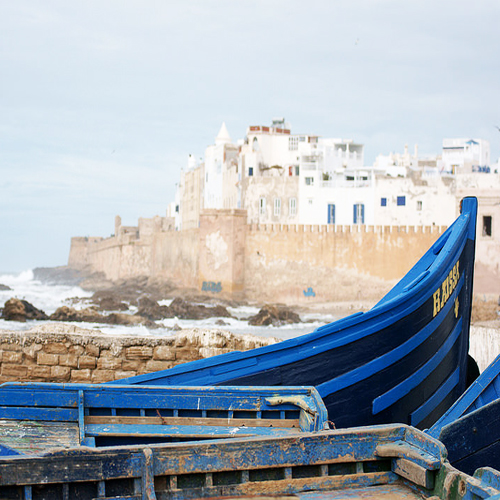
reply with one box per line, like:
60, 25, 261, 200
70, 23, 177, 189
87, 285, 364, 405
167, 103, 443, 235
433, 260, 460, 317
433, 289, 441, 317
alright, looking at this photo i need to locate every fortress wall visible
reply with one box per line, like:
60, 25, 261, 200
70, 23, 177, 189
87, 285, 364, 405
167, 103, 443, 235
68, 212, 447, 301
243, 224, 445, 303
150, 229, 200, 288
198, 210, 247, 295
68, 237, 103, 269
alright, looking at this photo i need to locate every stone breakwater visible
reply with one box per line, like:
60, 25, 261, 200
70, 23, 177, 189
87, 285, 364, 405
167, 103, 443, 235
0, 324, 279, 384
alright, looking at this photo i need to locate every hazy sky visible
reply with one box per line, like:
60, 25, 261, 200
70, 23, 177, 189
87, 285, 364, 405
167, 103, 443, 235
1, 1, 499, 273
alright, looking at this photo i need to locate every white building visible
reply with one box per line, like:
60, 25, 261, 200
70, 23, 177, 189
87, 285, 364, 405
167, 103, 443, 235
204, 123, 239, 209
442, 138, 491, 173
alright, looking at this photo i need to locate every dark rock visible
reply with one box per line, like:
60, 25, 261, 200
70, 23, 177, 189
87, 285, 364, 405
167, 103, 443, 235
49, 306, 157, 328
2, 298, 49, 322
136, 297, 171, 320
93, 293, 129, 312
50, 306, 103, 323
168, 297, 233, 320
247, 305, 301, 326
105, 313, 158, 328
0, 284, 12, 291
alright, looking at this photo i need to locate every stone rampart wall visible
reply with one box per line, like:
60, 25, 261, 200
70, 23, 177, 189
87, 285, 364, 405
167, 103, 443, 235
243, 223, 444, 303
0, 325, 278, 385
151, 229, 200, 288
68, 211, 445, 302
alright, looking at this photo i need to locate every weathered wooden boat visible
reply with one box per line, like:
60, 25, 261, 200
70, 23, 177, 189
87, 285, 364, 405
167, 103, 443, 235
428, 352, 500, 474
112, 197, 478, 431
0, 383, 327, 456
0, 424, 499, 499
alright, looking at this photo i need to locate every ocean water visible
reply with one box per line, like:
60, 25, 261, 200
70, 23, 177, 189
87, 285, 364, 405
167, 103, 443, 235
0, 270, 336, 340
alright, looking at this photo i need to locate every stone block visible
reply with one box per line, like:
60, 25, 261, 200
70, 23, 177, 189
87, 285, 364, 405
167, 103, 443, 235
175, 347, 201, 362
145, 360, 174, 372
29, 365, 52, 379
114, 371, 137, 380
122, 360, 142, 371
91, 370, 115, 383
1, 364, 28, 378
85, 344, 100, 356
78, 356, 96, 369
125, 346, 153, 360
69, 345, 85, 356
199, 347, 231, 358
0, 343, 21, 351
1, 351, 23, 364
70, 369, 92, 383
51, 365, 71, 381
97, 357, 122, 370
59, 354, 78, 368
23, 344, 42, 362
43, 343, 68, 354
37, 352, 59, 366
153, 346, 175, 361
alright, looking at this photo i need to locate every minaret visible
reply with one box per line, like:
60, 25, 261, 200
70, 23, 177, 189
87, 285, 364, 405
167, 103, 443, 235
215, 122, 232, 146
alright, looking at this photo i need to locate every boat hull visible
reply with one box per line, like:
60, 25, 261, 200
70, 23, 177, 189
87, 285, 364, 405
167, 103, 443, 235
0, 424, 499, 499
429, 352, 500, 474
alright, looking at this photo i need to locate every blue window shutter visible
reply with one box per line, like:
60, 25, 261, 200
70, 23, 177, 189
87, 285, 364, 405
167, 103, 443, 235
328, 204, 335, 224
361, 204, 365, 223
353, 204, 357, 224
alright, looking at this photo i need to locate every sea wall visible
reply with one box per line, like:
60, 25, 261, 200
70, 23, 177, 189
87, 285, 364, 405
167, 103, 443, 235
0, 325, 278, 385
68, 210, 445, 303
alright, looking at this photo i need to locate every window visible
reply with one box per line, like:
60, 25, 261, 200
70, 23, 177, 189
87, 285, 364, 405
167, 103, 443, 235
289, 198, 297, 216
248, 167, 253, 177
381, 198, 387, 207
417, 200, 423, 211
483, 215, 492, 237
252, 137, 260, 152
353, 204, 365, 224
328, 204, 335, 224
397, 196, 406, 206
274, 198, 281, 217
305, 177, 314, 186
259, 197, 266, 215
289, 137, 299, 151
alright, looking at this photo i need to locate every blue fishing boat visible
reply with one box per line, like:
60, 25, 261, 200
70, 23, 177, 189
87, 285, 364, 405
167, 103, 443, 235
111, 197, 479, 431
0, 424, 499, 499
0, 383, 327, 456
428, 352, 500, 474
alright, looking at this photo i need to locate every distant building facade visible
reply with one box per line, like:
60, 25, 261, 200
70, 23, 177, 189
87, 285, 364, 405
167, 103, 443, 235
175, 121, 498, 234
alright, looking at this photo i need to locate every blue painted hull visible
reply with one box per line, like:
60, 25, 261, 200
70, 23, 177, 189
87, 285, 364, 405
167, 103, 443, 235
0, 424, 499, 499
0, 384, 327, 455
429, 353, 500, 474
112, 197, 478, 430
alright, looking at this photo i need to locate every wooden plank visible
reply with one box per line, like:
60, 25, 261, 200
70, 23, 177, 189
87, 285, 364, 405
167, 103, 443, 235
0, 420, 79, 455
85, 415, 301, 428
